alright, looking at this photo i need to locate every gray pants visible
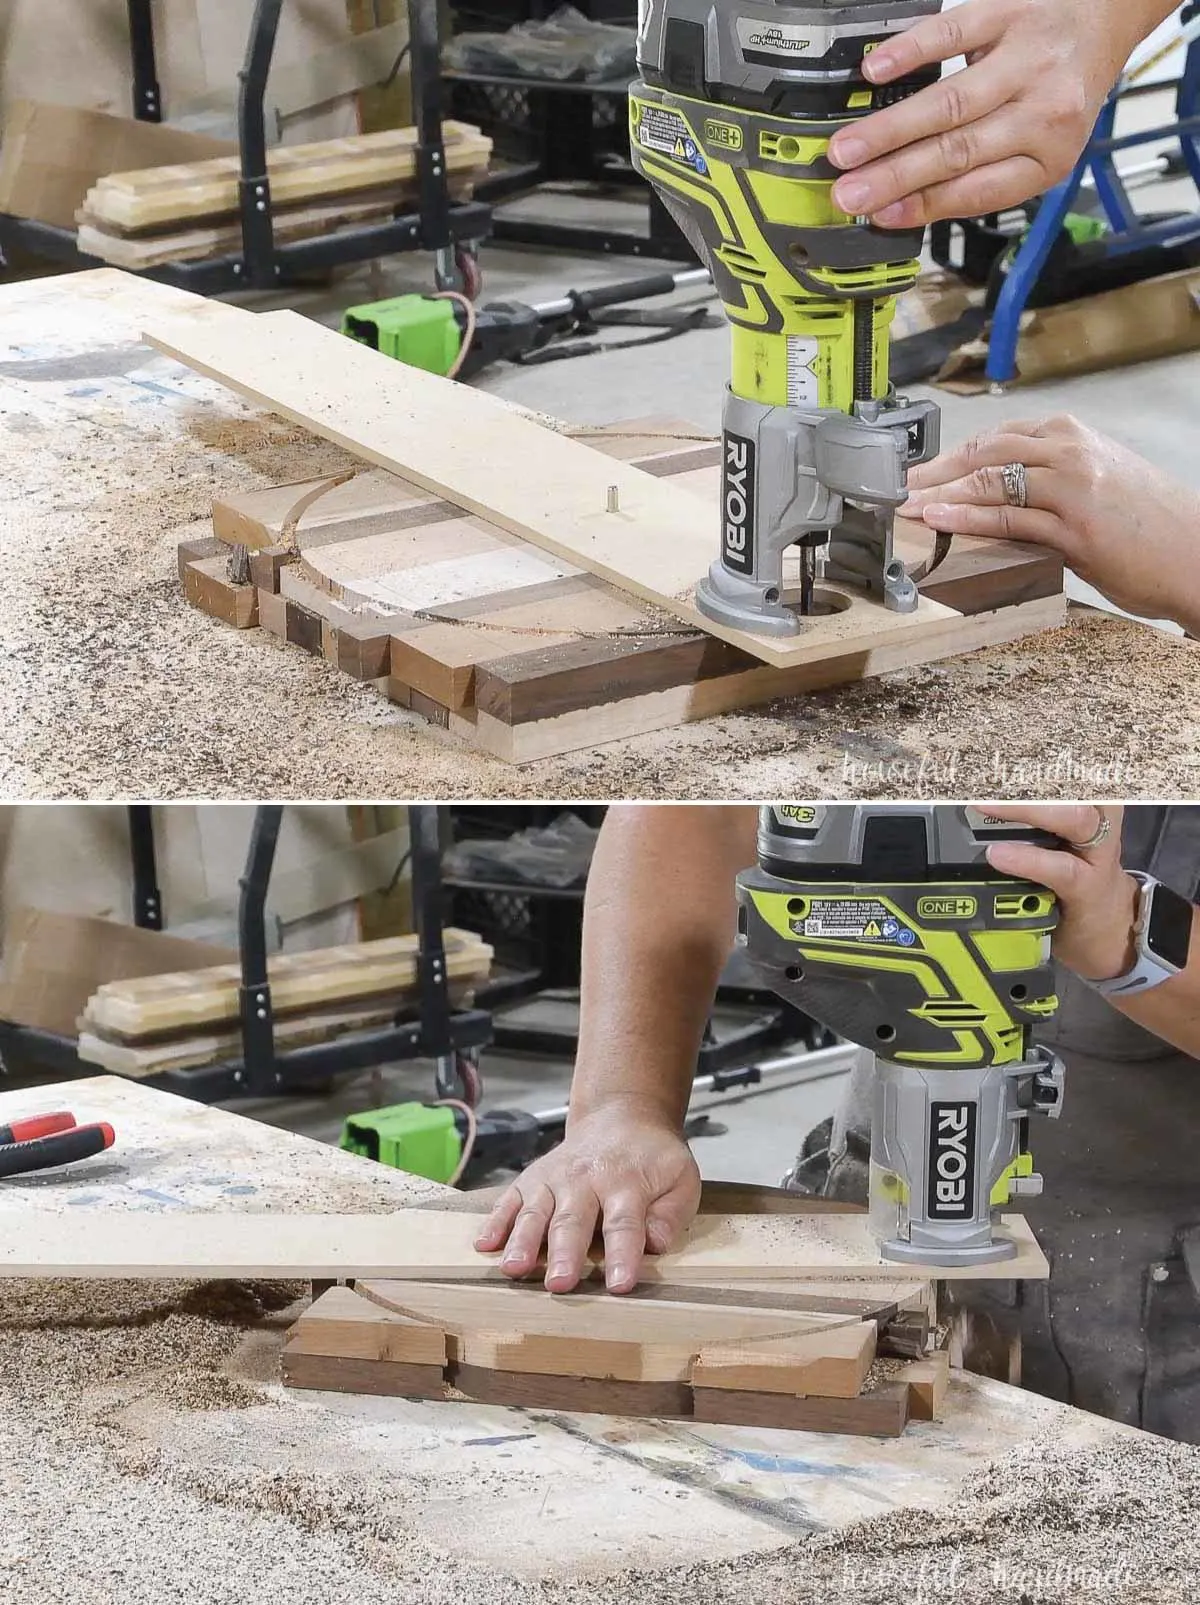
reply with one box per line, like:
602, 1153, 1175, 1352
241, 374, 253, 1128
790, 806, 1200, 1441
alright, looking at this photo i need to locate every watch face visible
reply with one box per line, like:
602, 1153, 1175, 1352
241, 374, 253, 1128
1146, 883, 1194, 972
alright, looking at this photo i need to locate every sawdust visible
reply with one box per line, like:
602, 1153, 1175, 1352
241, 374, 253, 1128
631, 1434, 1200, 1605
1, 397, 1197, 798
2, 1270, 1197, 1604
0, 1278, 302, 1407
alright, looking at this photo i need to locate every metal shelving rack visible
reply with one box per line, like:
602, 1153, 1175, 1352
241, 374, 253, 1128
0, 0, 492, 294
0, 806, 492, 1104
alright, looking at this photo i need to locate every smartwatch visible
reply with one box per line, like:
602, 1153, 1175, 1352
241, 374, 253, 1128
1088, 872, 1194, 998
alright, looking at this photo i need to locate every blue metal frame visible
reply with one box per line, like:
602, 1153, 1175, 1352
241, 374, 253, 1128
987, 29, 1200, 385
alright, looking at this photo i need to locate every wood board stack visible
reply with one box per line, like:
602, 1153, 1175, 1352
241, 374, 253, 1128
76, 926, 492, 1079
282, 1275, 951, 1436
180, 419, 1066, 764
77, 121, 492, 270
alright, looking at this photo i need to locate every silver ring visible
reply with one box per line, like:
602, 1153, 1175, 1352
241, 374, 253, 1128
1001, 462, 1029, 509
1070, 812, 1111, 852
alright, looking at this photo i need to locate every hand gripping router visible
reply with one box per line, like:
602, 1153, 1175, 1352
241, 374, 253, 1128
736, 806, 1066, 1265
630, 0, 944, 634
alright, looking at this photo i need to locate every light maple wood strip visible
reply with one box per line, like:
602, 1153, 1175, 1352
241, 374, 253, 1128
88, 123, 491, 232
690, 1321, 877, 1398
145, 310, 961, 670
0, 1209, 1048, 1282
286, 1286, 447, 1366
83, 927, 491, 1041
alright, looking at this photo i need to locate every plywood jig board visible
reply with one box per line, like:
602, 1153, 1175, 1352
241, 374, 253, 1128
146, 310, 1067, 694
0, 1207, 1049, 1281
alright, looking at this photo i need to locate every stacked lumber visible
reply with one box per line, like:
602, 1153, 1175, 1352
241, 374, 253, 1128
77, 121, 492, 269
180, 416, 1066, 763
76, 927, 492, 1079
282, 1273, 951, 1437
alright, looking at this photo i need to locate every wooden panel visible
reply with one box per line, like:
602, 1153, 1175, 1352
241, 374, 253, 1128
0, 1207, 1049, 1282
692, 1381, 911, 1437
88, 122, 492, 231
212, 469, 460, 552
287, 1286, 447, 1365
469, 594, 1067, 762
281, 1349, 446, 1400
187, 423, 1065, 760
452, 1363, 694, 1419
145, 310, 965, 670
355, 1279, 858, 1383
690, 1321, 877, 1398
83, 927, 491, 1040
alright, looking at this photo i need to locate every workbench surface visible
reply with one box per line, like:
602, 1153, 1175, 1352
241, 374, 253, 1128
0, 1075, 1134, 1601
2, 269, 1197, 801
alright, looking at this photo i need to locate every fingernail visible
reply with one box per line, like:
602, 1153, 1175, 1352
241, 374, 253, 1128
606, 1263, 629, 1290
547, 1260, 571, 1283
862, 52, 893, 82
834, 178, 872, 213
923, 504, 955, 524
501, 1251, 523, 1268
830, 136, 868, 170
872, 202, 909, 228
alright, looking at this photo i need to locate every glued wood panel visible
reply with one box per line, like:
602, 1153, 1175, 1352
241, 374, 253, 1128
355, 1278, 858, 1382
147, 310, 963, 669
0, 1208, 1048, 1283
690, 1321, 877, 1398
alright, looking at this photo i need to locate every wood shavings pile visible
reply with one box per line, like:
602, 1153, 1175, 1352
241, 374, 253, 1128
1, 385, 1197, 797
3, 1274, 1199, 1605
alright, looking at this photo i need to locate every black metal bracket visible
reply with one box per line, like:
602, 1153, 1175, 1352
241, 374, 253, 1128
236, 0, 284, 288
236, 805, 284, 1094
128, 806, 163, 930
127, 0, 163, 121
409, 805, 455, 1065
409, 0, 452, 260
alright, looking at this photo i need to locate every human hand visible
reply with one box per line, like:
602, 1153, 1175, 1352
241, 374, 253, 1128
980, 804, 1136, 981
474, 1101, 702, 1294
829, 0, 1132, 228
903, 416, 1200, 634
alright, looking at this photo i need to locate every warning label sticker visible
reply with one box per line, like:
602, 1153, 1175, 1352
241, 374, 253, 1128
634, 104, 708, 173
794, 899, 917, 946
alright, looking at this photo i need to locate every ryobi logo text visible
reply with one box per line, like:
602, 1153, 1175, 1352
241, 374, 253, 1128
722, 432, 756, 575
927, 1102, 977, 1220
916, 896, 977, 920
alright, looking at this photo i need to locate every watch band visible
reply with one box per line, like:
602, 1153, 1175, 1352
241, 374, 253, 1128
1088, 873, 1186, 998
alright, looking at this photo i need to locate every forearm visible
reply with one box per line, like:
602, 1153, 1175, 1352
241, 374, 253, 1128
570, 805, 758, 1133
1116, 0, 1185, 58
1107, 905, 1200, 1058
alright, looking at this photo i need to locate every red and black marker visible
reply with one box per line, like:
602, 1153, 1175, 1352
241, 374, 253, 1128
0, 1111, 116, 1179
